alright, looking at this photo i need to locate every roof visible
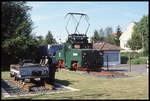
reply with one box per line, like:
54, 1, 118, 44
112, 32, 123, 37
131, 21, 138, 24
93, 42, 124, 51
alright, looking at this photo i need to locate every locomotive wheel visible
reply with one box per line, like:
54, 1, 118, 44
57, 60, 61, 68
57, 60, 64, 68
72, 62, 79, 70
82, 67, 88, 71
87, 69, 90, 73
98, 68, 102, 72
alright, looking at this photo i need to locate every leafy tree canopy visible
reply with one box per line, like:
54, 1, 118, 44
1, 1, 37, 64
114, 26, 122, 46
91, 30, 101, 43
128, 15, 149, 55
44, 31, 56, 45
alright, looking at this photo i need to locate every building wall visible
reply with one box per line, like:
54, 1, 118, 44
103, 51, 120, 66
119, 22, 136, 50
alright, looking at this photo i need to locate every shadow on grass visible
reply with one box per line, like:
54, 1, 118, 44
9, 98, 32, 100
1, 79, 11, 90
83, 93, 110, 97
55, 79, 72, 86
62, 93, 110, 99
108, 69, 127, 72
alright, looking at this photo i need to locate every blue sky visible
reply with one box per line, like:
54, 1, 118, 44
26, 2, 148, 42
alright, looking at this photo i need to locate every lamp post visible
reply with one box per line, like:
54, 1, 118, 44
142, 32, 144, 56
128, 53, 131, 72
127, 49, 131, 72
107, 55, 109, 71
147, 60, 149, 75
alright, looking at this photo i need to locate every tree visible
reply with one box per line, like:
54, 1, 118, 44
91, 30, 101, 43
105, 27, 113, 36
1, 2, 38, 69
128, 15, 149, 55
140, 15, 149, 55
103, 27, 116, 44
36, 35, 45, 46
127, 26, 142, 50
44, 31, 56, 45
99, 28, 105, 41
105, 33, 115, 45
1, 2, 32, 43
114, 25, 122, 46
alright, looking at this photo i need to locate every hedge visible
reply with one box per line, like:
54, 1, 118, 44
127, 57, 148, 64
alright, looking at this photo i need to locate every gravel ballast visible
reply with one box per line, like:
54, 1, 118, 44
1, 80, 79, 97
59, 69, 135, 79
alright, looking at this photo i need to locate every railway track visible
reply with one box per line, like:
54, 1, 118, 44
59, 67, 125, 76
57, 67, 135, 79
10, 77, 54, 92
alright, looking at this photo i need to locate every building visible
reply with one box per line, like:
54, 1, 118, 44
119, 22, 137, 51
93, 42, 123, 66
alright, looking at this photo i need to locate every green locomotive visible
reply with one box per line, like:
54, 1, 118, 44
56, 13, 103, 71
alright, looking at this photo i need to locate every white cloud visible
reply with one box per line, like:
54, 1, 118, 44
31, 12, 64, 22
31, 15, 49, 22
31, 3, 40, 9
27, 2, 46, 9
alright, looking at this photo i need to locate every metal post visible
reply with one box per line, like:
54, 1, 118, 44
128, 53, 131, 72
147, 60, 149, 75
107, 55, 109, 71
142, 32, 145, 56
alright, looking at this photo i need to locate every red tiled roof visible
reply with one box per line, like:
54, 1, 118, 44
112, 32, 123, 37
93, 42, 124, 51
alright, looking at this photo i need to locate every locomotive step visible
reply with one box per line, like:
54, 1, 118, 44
45, 83, 54, 90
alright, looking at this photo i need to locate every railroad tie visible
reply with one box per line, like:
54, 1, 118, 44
45, 83, 54, 90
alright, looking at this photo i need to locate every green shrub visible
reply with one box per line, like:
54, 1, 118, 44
120, 52, 146, 59
127, 57, 148, 64
139, 57, 149, 60
121, 53, 148, 64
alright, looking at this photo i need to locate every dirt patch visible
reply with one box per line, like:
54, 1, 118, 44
61, 68, 125, 76
90, 71, 125, 76
59, 68, 134, 79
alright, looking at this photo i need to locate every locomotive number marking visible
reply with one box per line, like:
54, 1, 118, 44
73, 53, 78, 56
59, 53, 61, 57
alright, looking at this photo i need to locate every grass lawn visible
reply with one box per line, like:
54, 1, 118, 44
1, 71, 149, 100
